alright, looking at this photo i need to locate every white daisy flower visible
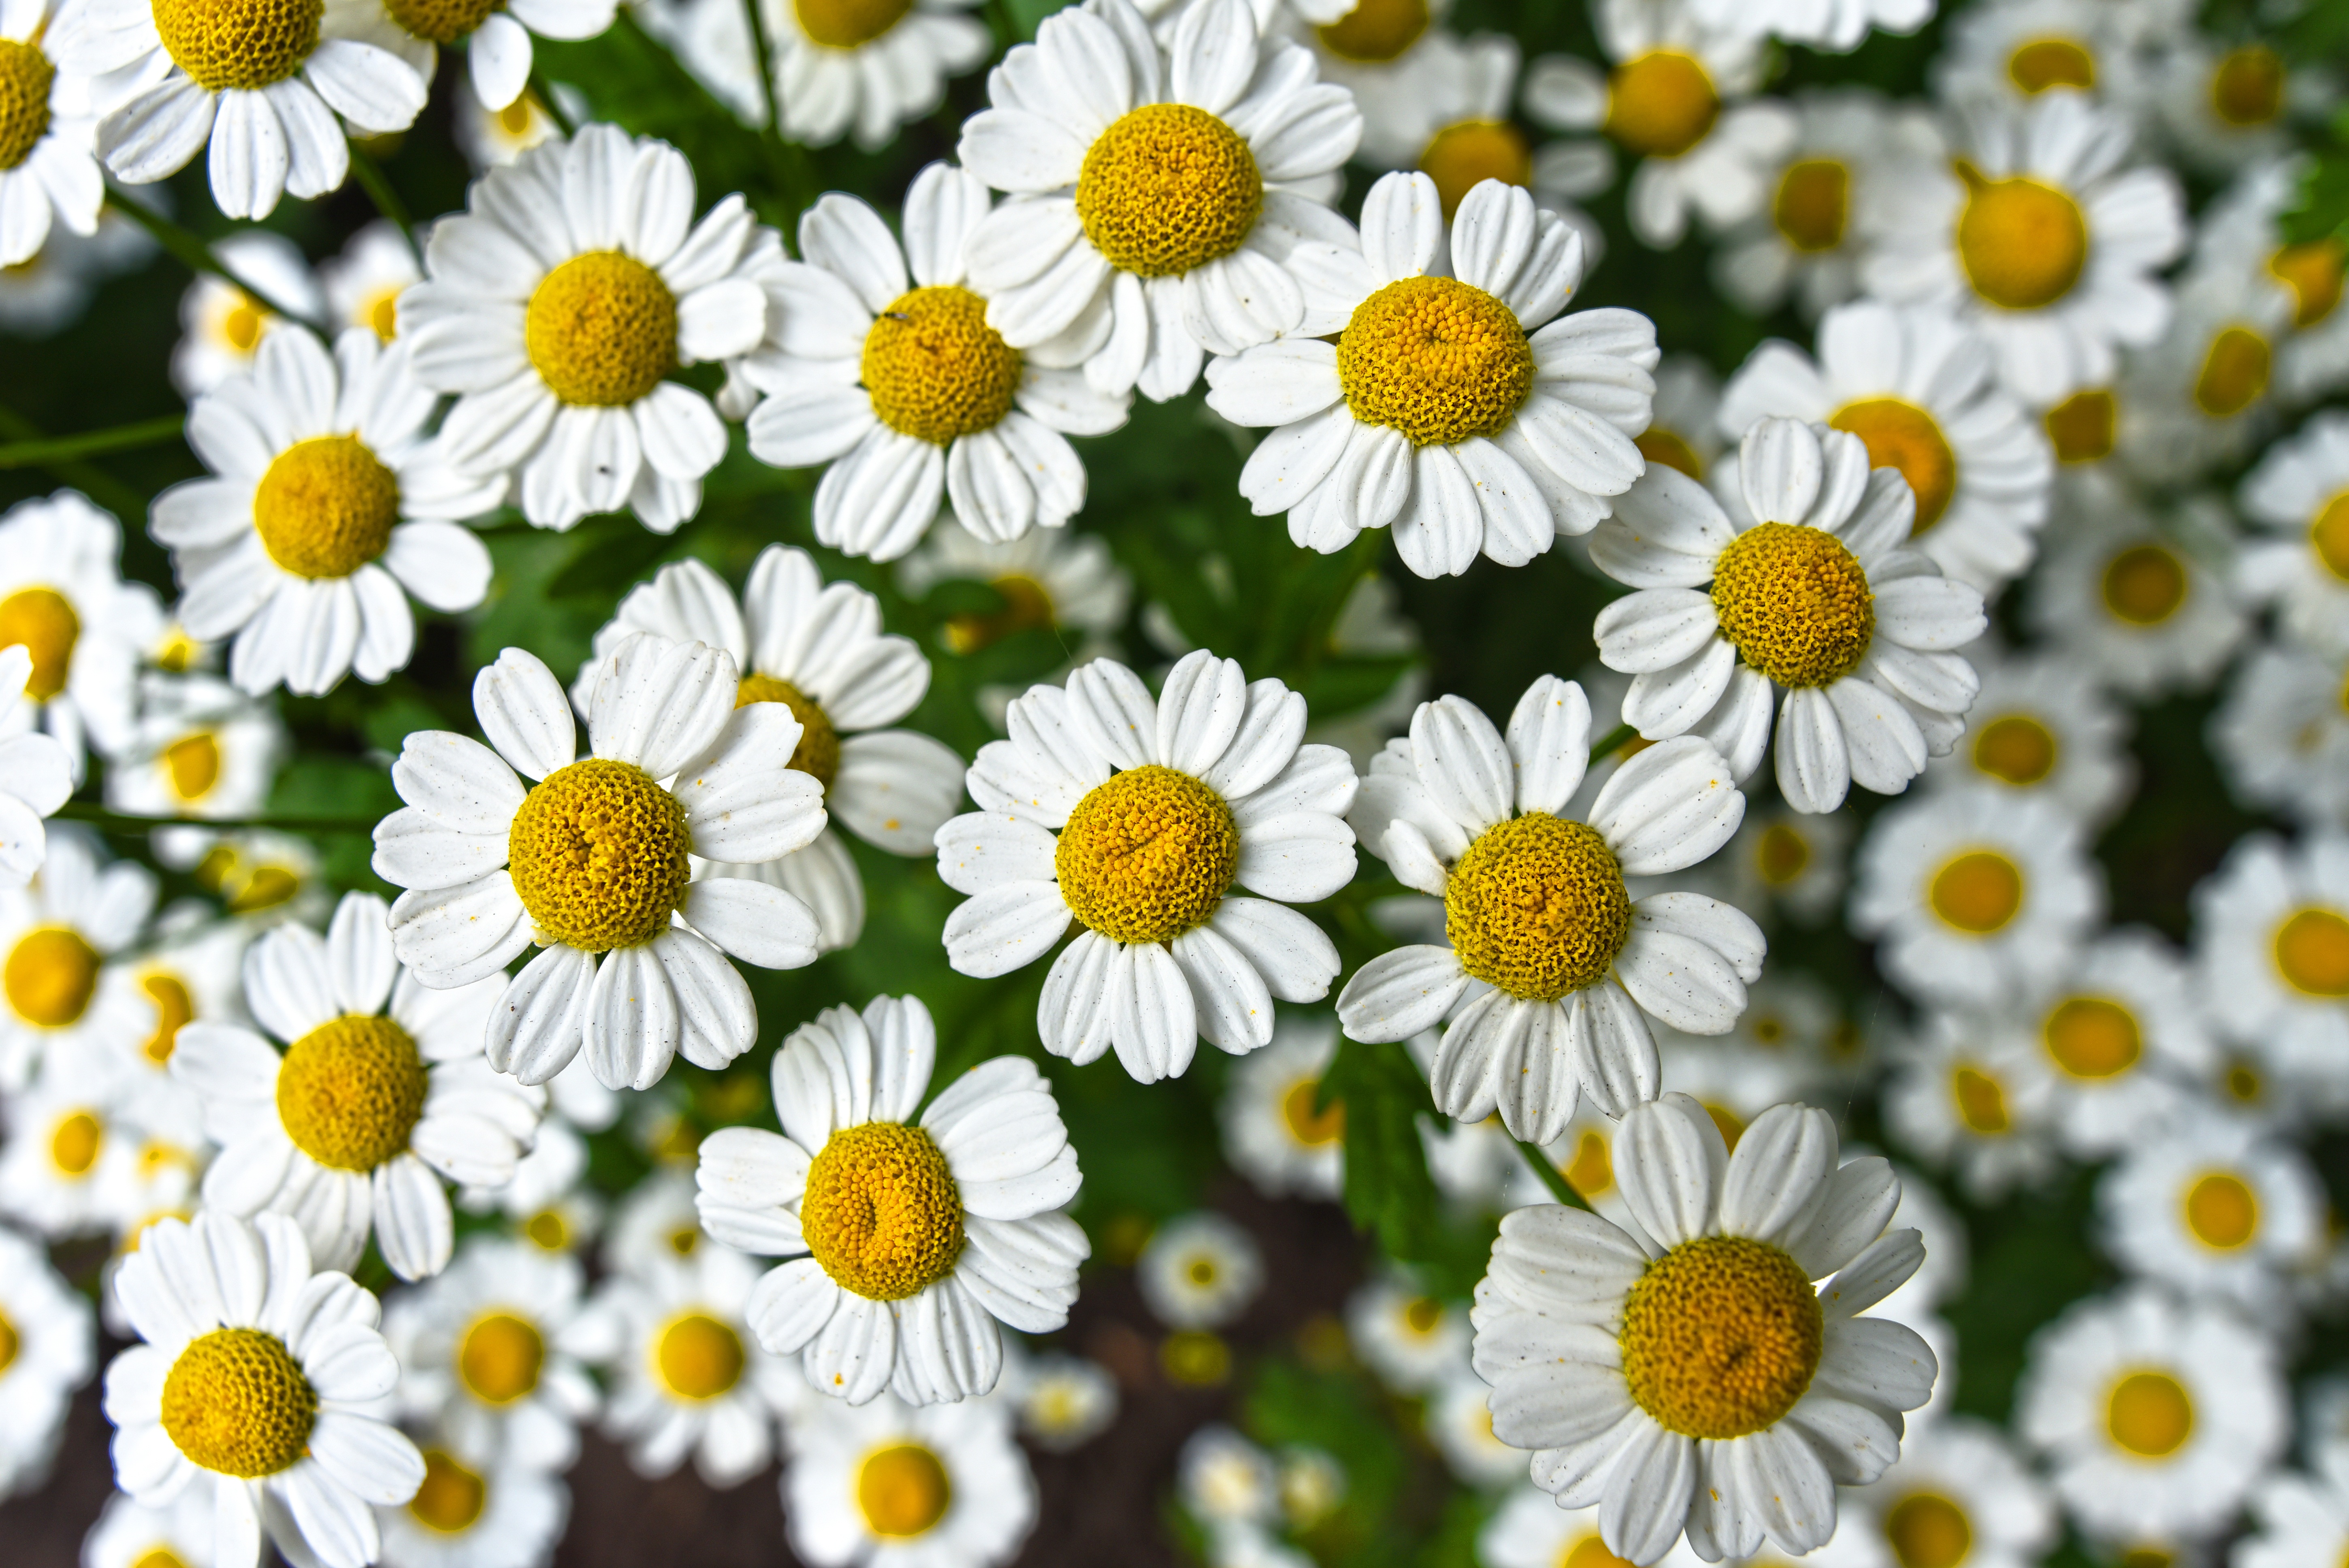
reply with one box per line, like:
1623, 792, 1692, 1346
1428, 1372, 1524, 1487
1825, 1417, 2057, 1568
83, 1487, 219, 1568
900, 516, 1131, 664
2240, 1446, 2349, 1568
1513, 1102, 1643, 1229
1864, 91, 2186, 407
1305, 0, 1464, 170
1922, 648, 2133, 824
782, 1391, 1036, 1568
1717, 302, 2055, 594
603, 1167, 709, 1277
2136, 39, 2326, 175
761, 0, 987, 150
0, 488, 163, 769
0, 646, 71, 889
1520, 0, 1792, 251
0, 1058, 178, 1238
1850, 787, 2104, 1009
381, 1236, 599, 1468
320, 218, 421, 343
2183, 155, 2349, 405
1339, 675, 1757, 1141
153, 326, 499, 697
102, 673, 288, 869
936, 648, 1356, 1082
451, 77, 558, 170
0, 828, 157, 1089
1220, 1012, 1343, 1201
193, 828, 328, 926
955, 0, 1364, 403
2213, 635, 2349, 829
373, 635, 829, 1091
2015, 1286, 2287, 1542
2024, 488, 2244, 698
1479, 1487, 1631, 1568
1206, 171, 1658, 578
1346, 1273, 1467, 1394
1000, 1346, 1117, 1451
2238, 410, 2349, 652
51, 0, 429, 221
1472, 1095, 1938, 1564
1591, 417, 1987, 814
376, 1444, 568, 1568
2114, 262, 2295, 483
0, 1220, 95, 1498
103, 1210, 426, 1568
1138, 1210, 1263, 1329
399, 124, 772, 534
1654, 976, 1842, 1133
1179, 1422, 1279, 1529
0, 0, 103, 267
1927, 0, 2181, 111
2098, 1109, 2325, 1320
342, 0, 613, 115
99, 914, 247, 1142
1710, 799, 1850, 927
1881, 1014, 2057, 1202
2189, 831, 2349, 1104
170, 229, 325, 397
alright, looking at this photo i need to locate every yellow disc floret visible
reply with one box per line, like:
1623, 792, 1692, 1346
1315, 0, 1426, 61
1075, 104, 1263, 279
252, 435, 401, 579
507, 758, 692, 951
1443, 812, 1631, 1001
2043, 996, 2140, 1078
1954, 164, 2087, 311
0, 1307, 16, 1374
382, 0, 496, 42
1883, 1493, 1973, 1568
0, 586, 78, 701
2192, 326, 2270, 419
160, 1327, 317, 1477
1055, 765, 1238, 946
2210, 44, 2283, 127
458, 1311, 544, 1404
1418, 119, 1532, 220
2183, 1172, 2258, 1250
276, 1014, 428, 1172
1337, 275, 1535, 448
2274, 906, 2349, 996
1754, 821, 1810, 885
794, 0, 912, 47
524, 251, 678, 407
409, 1450, 488, 1533
2100, 543, 2187, 625
2044, 388, 2116, 464
1972, 714, 2057, 785
1618, 1234, 1823, 1440
2007, 38, 2094, 93
5, 926, 100, 1028
801, 1121, 966, 1301
860, 286, 1022, 446
0, 40, 55, 171
150, 0, 322, 91
1829, 398, 1956, 535
1709, 522, 1876, 688
735, 673, 841, 791
2106, 1370, 2193, 1457
1772, 159, 1850, 254
858, 1443, 953, 1538
654, 1312, 744, 1400
1928, 850, 2023, 934
1605, 51, 1719, 158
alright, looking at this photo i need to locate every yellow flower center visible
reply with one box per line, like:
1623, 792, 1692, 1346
2183, 1172, 2258, 1250
276, 1014, 428, 1172
2225, 1060, 2264, 1104
4, 926, 100, 1028
1605, 51, 1720, 158
1418, 119, 1532, 221
1971, 714, 2057, 786
1401, 1295, 1443, 1335
1954, 164, 2087, 311
2270, 239, 2345, 328
1054, 764, 1238, 946
2044, 388, 2115, 464
162, 732, 221, 803
1772, 159, 1850, 254
523, 1207, 571, 1250
1315, 0, 1426, 61
151, 0, 321, 89
858, 1443, 952, 1538
1635, 427, 1703, 480
1280, 1078, 1345, 1146
1705, 1101, 1746, 1151
1562, 1128, 1612, 1197
229, 862, 302, 914
2100, 543, 2187, 626
0, 39, 55, 171
407, 1449, 487, 1533
1754, 821, 1810, 884
654, 1312, 744, 1401
524, 251, 677, 407
2210, 44, 2284, 127
1618, 1234, 1823, 1440
0, 1307, 15, 1374
1074, 104, 1263, 279
160, 1327, 317, 1477
142, 973, 196, 1065
860, 285, 1022, 446
458, 1311, 544, 1404
2191, 325, 2270, 419
496, 97, 536, 137
2006, 37, 2094, 93
801, 1121, 966, 1301
1953, 1066, 2009, 1133
2274, 906, 2349, 996
1161, 1328, 1230, 1384
252, 434, 401, 580
2043, 996, 2140, 1079
49, 1110, 101, 1176
2106, 1370, 2192, 1457
1337, 275, 1534, 449
943, 574, 1055, 655
1928, 850, 2023, 934
1443, 812, 1631, 1001
1883, 1492, 1973, 1568
220, 295, 267, 353
793, 0, 912, 47
507, 758, 692, 952
1829, 398, 1957, 535
0, 586, 78, 701
1558, 1536, 1637, 1568
2311, 492, 2349, 582
360, 287, 401, 342
1709, 522, 1876, 688
381, 0, 496, 43
734, 673, 841, 791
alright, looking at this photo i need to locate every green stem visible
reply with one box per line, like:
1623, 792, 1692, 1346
347, 148, 423, 265
1586, 722, 1636, 764
0, 415, 185, 469
1516, 1138, 1590, 1210
529, 73, 577, 136
0, 406, 154, 519
54, 802, 381, 836
104, 200, 310, 326
737, 0, 788, 152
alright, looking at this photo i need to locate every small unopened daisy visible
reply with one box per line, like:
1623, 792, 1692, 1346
1000, 1347, 1117, 1451
1138, 1210, 1263, 1329
51, 0, 429, 220
0, 828, 157, 1089
2016, 1285, 2286, 1542
1221, 1013, 1344, 1201
0, 0, 102, 268
1473, 1095, 1936, 1564
1923, 648, 2133, 824
2115, 263, 2295, 483
0, 488, 163, 767
784, 1391, 1036, 1568
1340, 676, 1757, 1141
1864, 91, 2186, 406
399, 124, 772, 533
376, 1445, 568, 1568
2213, 635, 2349, 828
0, 1220, 94, 1496
2237, 410, 2349, 652
1882, 1015, 2056, 1202
1833, 1418, 2057, 1568
956, 0, 1362, 402
2099, 1109, 2324, 1320
2024, 488, 2245, 698
171, 230, 324, 396
373, 636, 828, 1091
1206, 171, 1657, 577
1718, 302, 2055, 593
0, 647, 70, 889
320, 219, 420, 343
102, 673, 287, 863
381, 1236, 599, 1467
763, 0, 987, 149
2191, 831, 2349, 1102
1592, 416, 1988, 814
343, 0, 613, 114
104, 1210, 426, 1568
1347, 1274, 1467, 1394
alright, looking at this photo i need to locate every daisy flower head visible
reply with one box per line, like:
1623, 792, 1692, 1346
783, 1390, 1037, 1568
153, 326, 500, 698
320, 218, 421, 343
84, 1487, 221, 1568
1629, 354, 1722, 484
0, 1219, 95, 1497
1717, 301, 2055, 594
1001, 1348, 1118, 1452
741, 164, 1130, 562
1338, 675, 1759, 1142
1681, 0, 1926, 55
0, 646, 72, 889
1833, 1418, 2057, 1568
1220, 1012, 1344, 1201
0, 1055, 180, 1238
2190, 831, 2349, 1104
1205, 170, 1659, 579
2023, 488, 2245, 698
1923, 648, 2134, 825
2238, 410, 2349, 652
380, 1236, 598, 1468
51, 0, 429, 221
2212, 635, 2349, 829
955, 0, 1364, 403
2138, 38, 2321, 175
340, 0, 614, 116
761, 0, 987, 150
1881, 1016, 2056, 1202
936, 648, 1357, 1084
0, 827, 157, 1089
373, 635, 829, 1092
897, 517, 1133, 725
1927, 0, 2182, 111
1713, 800, 1850, 927
170, 891, 545, 1281
1590, 417, 1988, 814
376, 1444, 568, 1568
1305, 0, 1465, 170
104, 1209, 426, 1568
1863, 90, 2187, 407
2183, 158, 2349, 405
2113, 262, 2295, 483
101, 922, 249, 1137
2097, 1109, 2325, 1321
0, 487, 163, 767
171, 229, 324, 396
1479, 1488, 1630, 1568
452, 77, 558, 169
1471, 1094, 1939, 1564
0, 0, 103, 268
2015, 1285, 2287, 1542
1347, 1273, 1468, 1394
102, 672, 288, 867
573, 549, 966, 953
1138, 1210, 1263, 1329
399, 124, 772, 534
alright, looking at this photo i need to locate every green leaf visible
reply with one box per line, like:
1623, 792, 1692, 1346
1319, 1035, 1443, 1263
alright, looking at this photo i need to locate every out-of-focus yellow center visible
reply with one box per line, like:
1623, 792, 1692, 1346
793, 0, 912, 47
2210, 45, 2284, 127
2007, 37, 2094, 93
944, 575, 1055, 655
4, 926, 100, 1028
1562, 1128, 1612, 1197
2106, 1370, 2193, 1457
1444, 812, 1631, 1001
408, 1449, 488, 1533
2193, 326, 2271, 419
734, 673, 841, 792
48, 1110, 101, 1176
1281, 1078, 1345, 1146
1418, 119, 1532, 220
0, 586, 79, 701
2310, 492, 2349, 582
1929, 850, 2023, 934
1754, 821, 1810, 885
1955, 164, 2087, 311
2043, 996, 2140, 1079
2183, 1172, 2258, 1250
2044, 388, 2116, 464
141, 973, 196, 1065
1953, 1066, 2009, 1133
1772, 159, 1850, 254
858, 1443, 952, 1537
1635, 428, 1703, 480
2276, 906, 2349, 996
1972, 714, 2057, 785
1315, 0, 1427, 62
2270, 239, 2345, 328
2100, 544, 2187, 626
1884, 1492, 1973, 1568
1605, 51, 1719, 158
458, 1311, 545, 1404
1829, 397, 1957, 534
654, 1312, 744, 1401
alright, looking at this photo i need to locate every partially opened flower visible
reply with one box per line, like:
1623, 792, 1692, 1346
695, 993, 1087, 1406
1337, 676, 1758, 1142
373, 636, 829, 1091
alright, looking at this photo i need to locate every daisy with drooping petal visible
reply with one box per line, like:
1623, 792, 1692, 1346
1220, 1012, 1344, 1201
103, 1209, 426, 1568
1339, 675, 1758, 1142
2212, 635, 2349, 829
1138, 1210, 1263, 1329
381, 1236, 599, 1468
2098, 1108, 2325, 1321
1882, 1014, 2059, 1202
0, 0, 103, 268
170, 230, 324, 396
376, 1444, 568, 1568
694, 992, 1088, 1408
0, 646, 72, 889
320, 218, 420, 343
783, 1390, 1037, 1568
2191, 831, 2349, 1106
171, 892, 544, 1282
399, 124, 772, 533
760, 0, 988, 150
1922, 648, 2133, 825
956, 0, 1363, 403
2024, 488, 2245, 699
341, 0, 613, 116
1206, 171, 1658, 579
1591, 417, 1987, 814
0, 488, 163, 769
2237, 411, 2349, 652
0, 828, 157, 1089
574, 549, 966, 954
373, 635, 828, 1092
936, 648, 1357, 1084
1472, 1095, 1938, 1564
0, 1220, 94, 1498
